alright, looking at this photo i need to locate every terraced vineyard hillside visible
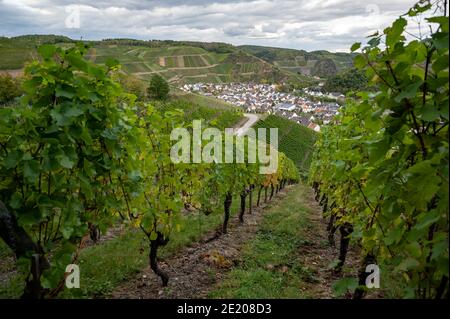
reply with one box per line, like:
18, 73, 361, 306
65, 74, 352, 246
253, 115, 318, 176
0, 36, 300, 84
0, 35, 350, 85
239, 45, 355, 77
85, 44, 294, 85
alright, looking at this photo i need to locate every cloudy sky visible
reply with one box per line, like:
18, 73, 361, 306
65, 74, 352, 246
0, 0, 421, 52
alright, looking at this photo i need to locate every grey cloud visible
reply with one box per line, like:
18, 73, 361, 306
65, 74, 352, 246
0, 0, 421, 51
224, 27, 250, 36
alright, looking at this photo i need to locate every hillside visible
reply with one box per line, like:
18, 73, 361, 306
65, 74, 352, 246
0, 35, 346, 85
0, 35, 72, 69
239, 45, 355, 78
86, 44, 295, 85
253, 115, 318, 176
158, 91, 244, 129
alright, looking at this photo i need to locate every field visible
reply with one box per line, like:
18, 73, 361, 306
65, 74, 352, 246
253, 115, 318, 175
0, 47, 36, 70
0, 84, 321, 299
0, 30, 441, 301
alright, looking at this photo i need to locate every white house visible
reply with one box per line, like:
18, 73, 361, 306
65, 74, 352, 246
275, 103, 296, 112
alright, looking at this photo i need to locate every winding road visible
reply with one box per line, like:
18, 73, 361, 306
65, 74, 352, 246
235, 113, 260, 136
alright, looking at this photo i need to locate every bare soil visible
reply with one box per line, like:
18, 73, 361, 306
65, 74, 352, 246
296, 188, 383, 299
0, 69, 23, 78
295, 189, 360, 298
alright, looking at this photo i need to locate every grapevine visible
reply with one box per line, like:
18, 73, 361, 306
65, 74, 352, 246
310, 0, 448, 298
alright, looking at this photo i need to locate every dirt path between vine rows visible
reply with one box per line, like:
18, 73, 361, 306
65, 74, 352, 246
110, 184, 385, 299
235, 114, 260, 137
110, 188, 291, 299
295, 188, 384, 299
295, 189, 360, 298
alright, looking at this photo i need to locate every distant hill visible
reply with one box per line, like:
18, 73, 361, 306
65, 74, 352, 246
0, 35, 72, 69
0, 35, 352, 85
253, 115, 318, 176
85, 42, 304, 85
238, 45, 355, 78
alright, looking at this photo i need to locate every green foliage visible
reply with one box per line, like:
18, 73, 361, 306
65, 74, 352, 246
253, 115, 318, 175
0, 41, 301, 299
156, 98, 242, 130
0, 74, 22, 105
112, 72, 146, 101
310, 1, 449, 298
127, 106, 195, 242
323, 68, 370, 94
332, 277, 359, 297
147, 74, 170, 100
0, 43, 139, 295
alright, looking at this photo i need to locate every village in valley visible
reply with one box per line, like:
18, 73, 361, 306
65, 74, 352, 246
181, 83, 344, 132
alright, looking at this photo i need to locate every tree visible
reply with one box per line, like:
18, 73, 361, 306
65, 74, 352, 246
147, 74, 170, 100
323, 68, 369, 94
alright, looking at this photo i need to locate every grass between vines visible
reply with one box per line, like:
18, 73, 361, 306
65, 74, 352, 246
64, 203, 242, 299
209, 183, 316, 298
0, 196, 244, 298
